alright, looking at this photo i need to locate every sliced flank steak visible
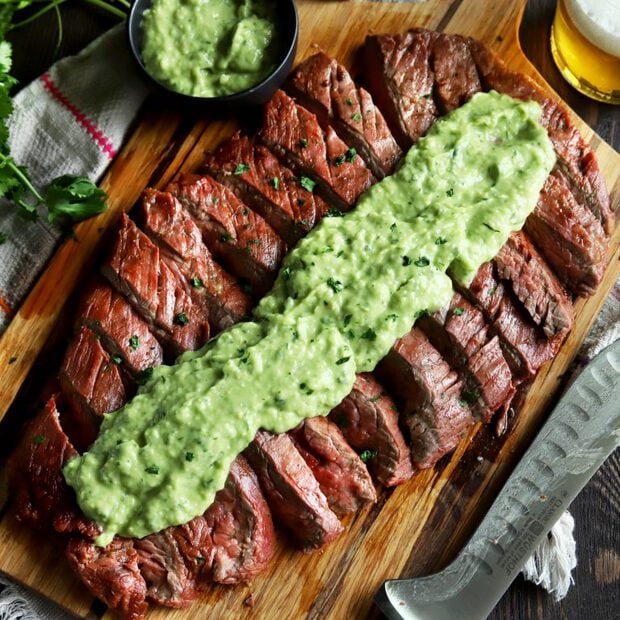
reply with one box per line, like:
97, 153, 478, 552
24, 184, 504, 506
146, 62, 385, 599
525, 168, 607, 296
363, 28, 439, 148
102, 214, 210, 355
377, 327, 474, 469
464, 262, 563, 381
134, 455, 275, 607
141, 188, 252, 331
6, 396, 99, 537
290, 416, 376, 515
67, 537, 148, 620
418, 293, 515, 424
59, 326, 127, 420
245, 430, 343, 552
79, 281, 163, 376
259, 89, 376, 211
467, 37, 613, 235
286, 51, 402, 178
329, 373, 414, 486
168, 174, 285, 296
495, 231, 574, 339
204, 131, 331, 244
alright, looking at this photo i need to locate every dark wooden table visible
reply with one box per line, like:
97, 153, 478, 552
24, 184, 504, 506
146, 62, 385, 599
5, 1, 618, 619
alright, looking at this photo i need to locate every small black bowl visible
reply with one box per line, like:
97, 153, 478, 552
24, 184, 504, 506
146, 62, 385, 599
127, 0, 299, 108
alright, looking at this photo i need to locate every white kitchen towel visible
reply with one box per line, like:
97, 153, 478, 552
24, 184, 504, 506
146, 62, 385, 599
0, 17, 618, 620
0, 23, 151, 333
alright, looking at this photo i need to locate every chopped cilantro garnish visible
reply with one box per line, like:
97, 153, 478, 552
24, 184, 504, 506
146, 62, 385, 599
402, 255, 412, 266
446, 188, 454, 197
299, 138, 308, 148
345, 147, 357, 162
191, 276, 203, 289
452, 307, 464, 316
272, 176, 280, 190
136, 367, 154, 385
299, 176, 316, 192
111, 355, 123, 365
185, 452, 194, 462
233, 163, 250, 175
336, 356, 350, 365
327, 277, 343, 293
333, 154, 345, 167
145, 465, 159, 475
414, 256, 430, 267
361, 328, 377, 340
174, 312, 189, 326
352, 112, 362, 122
435, 236, 447, 245
359, 449, 377, 462
33, 434, 45, 445
129, 335, 139, 351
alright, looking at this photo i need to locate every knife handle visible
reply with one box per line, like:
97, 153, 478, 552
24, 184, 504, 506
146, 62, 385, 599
377, 339, 620, 620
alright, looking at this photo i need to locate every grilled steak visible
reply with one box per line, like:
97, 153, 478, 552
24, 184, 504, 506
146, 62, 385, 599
418, 294, 515, 423
245, 431, 343, 551
290, 416, 376, 515
378, 327, 474, 468
141, 188, 252, 331
6, 396, 99, 537
364, 29, 439, 148
465, 263, 563, 380
259, 89, 375, 211
430, 32, 481, 113
102, 214, 210, 355
525, 168, 607, 296
287, 51, 402, 178
329, 373, 414, 486
204, 131, 331, 244
467, 38, 613, 235
67, 537, 148, 620
168, 174, 285, 295
59, 326, 127, 419
79, 282, 163, 376
495, 232, 574, 338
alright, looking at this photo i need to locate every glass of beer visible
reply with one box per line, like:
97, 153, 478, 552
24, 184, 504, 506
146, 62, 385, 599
551, 0, 620, 104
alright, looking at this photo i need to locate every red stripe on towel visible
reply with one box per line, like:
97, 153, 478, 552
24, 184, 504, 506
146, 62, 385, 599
0, 294, 14, 318
40, 72, 117, 159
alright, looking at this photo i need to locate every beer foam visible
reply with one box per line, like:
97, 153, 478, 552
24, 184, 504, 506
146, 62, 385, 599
565, 0, 620, 57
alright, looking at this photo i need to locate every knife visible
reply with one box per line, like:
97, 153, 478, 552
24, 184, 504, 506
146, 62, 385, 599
375, 338, 620, 620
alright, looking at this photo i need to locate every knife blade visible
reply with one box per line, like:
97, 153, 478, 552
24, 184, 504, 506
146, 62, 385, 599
375, 338, 620, 620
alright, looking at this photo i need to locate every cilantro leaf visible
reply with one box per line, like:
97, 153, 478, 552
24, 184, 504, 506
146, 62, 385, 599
45, 175, 107, 224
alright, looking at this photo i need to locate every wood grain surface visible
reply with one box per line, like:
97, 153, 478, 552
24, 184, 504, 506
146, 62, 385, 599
0, 1, 618, 619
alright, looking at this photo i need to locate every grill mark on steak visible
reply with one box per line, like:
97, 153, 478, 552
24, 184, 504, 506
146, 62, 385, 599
525, 168, 607, 296
168, 174, 286, 296
59, 326, 127, 420
67, 537, 149, 620
141, 188, 252, 332
258, 89, 376, 211
6, 396, 99, 537
329, 373, 414, 487
364, 29, 439, 149
286, 51, 402, 179
495, 232, 574, 338
418, 293, 515, 424
467, 38, 613, 236
245, 430, 344, 551
462, 262, 563, 381
204, 131, 331, 244
289, 416, 377, 515
377, 327, 474, 469
79, 281, 164, 376
101, 214, 210, 355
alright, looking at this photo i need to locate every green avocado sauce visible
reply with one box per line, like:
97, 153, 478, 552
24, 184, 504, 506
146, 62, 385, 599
63, 92, 555, 546
141, 0, 280, 97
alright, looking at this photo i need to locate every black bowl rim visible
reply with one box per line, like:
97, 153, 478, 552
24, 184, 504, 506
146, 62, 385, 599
127, 0, 299, 103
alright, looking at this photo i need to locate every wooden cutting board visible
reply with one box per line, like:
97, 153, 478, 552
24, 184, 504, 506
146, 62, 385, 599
0, 1, 618, 618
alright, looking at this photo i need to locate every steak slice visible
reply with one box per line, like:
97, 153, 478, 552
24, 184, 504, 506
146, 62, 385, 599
525, 168, 607, 296
418, 293, 515, 423
204, 131, 331, 244
79, 281, 163, 376
377, 327, 474, 468
290, 416, 376, 515
464, 263, 563, 380
245, 430, 343, 551
102, 214, 209, 355
364, 28, 439, 148
59, 326, 127, 419
259, 89, 376, 211
430, 32, 481, 113
286, 51, 402, 179
168, 174, 285, 296
495, 232, 574, 338
67, 537, 148, 620
467, 37, 613, 235
6, 396, 99, 537
141, 188, 252, 331
329, 373, 414, 487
